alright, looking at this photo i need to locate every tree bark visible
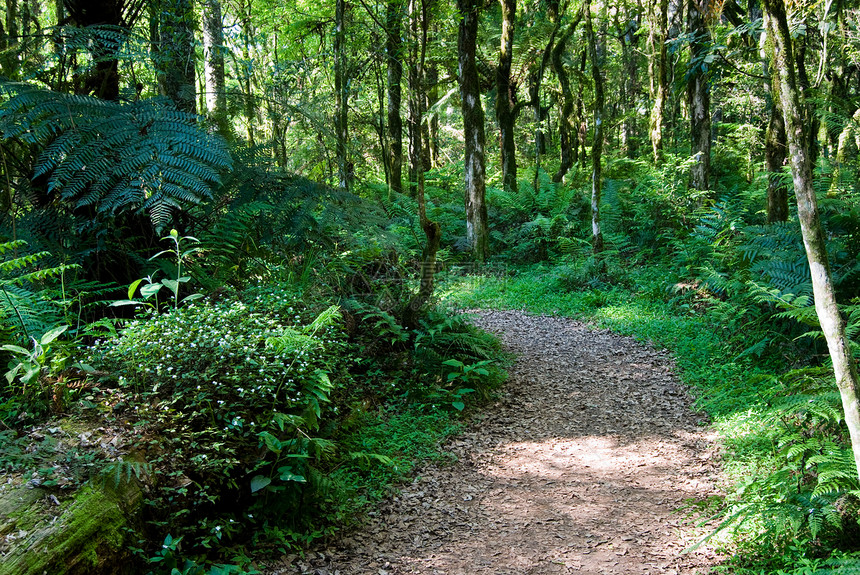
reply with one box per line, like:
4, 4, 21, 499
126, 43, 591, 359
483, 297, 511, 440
648, 0, 667, 163
425, 60, 440, 168
551, 15, 580, 183
765, 84, 788, 223
202, 0, 229, 137
386, 0, 404, 196
457, 0, 488, 261
158, 0, 197, 113
617, 13, 639, 158
335, 0, 350, 192
585, 1, 603, 253
407, 0, 422, 196
686, 0, 710, 191
404, 0, 440, 327
763, 0, 860, 480
495, 0, 517, 193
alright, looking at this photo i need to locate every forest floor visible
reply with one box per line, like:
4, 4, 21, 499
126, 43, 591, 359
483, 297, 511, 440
268, 309, 723, 575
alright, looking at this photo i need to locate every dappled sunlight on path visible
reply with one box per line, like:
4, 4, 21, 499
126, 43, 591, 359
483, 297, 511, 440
269, 310, 721, 575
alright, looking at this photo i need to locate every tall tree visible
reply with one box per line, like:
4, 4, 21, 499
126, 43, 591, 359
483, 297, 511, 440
647, 0, 668, 163
404, 0, 440, 325
550, 17, 576, 182
764, 65, 788, 223
335, 0, 350, 192
763, 0, 860, 480
386, 0, 404, 196
585, 1, 604, 253
202, 0, 228, 136
495, 0, 517, 193
158, 0, 197, 113
686, 0, 710, 191
65, 0, 146, 100
616, 11, 639, 158
457, 0, 488, 260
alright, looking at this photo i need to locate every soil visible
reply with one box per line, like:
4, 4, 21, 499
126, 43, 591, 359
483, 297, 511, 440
267, 309, 722, 575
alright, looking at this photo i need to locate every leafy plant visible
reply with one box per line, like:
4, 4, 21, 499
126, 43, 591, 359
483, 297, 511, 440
112, 229, 204, 310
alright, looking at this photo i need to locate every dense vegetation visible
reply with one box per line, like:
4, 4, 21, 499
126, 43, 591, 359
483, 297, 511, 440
2, 0, 860, 572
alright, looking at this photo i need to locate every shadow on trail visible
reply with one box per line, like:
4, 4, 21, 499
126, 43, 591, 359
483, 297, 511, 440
269, 309, 721, 575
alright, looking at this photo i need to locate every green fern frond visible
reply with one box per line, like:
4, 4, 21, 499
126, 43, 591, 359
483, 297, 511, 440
0, 82, 232, 229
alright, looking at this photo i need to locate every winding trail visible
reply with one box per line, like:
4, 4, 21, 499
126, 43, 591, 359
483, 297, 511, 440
270, 310, 722, 574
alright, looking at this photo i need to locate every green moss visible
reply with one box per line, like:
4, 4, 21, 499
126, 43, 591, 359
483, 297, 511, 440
0, 479, 141, 575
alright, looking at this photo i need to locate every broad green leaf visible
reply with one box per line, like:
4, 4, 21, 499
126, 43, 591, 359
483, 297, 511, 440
181, 294, 203, 304
127, 278, 143, 300
2, 344, 30, 355
109, 300, 143, 307
250, 475, 271, 493
140, 283, 163, 298
40, 325, 68, 345
277, 467, 306, 483
451, 401, 465, 411
161, 279, 179, 295
258, 431, 283, 454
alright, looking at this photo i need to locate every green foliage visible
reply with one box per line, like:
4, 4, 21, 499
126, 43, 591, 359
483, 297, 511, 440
88, 289, 349, 552
488, 167, 585, 262
0, 82, 232, 228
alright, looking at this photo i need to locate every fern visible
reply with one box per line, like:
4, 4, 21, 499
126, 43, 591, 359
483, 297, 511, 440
100, 459, 153, 488
0, 82, 231, 229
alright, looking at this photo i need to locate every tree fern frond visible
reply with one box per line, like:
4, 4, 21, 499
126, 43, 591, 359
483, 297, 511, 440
0, 82, 232, 228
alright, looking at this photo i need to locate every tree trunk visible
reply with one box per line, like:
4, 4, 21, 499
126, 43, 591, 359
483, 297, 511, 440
386, 0, 404, 196
241, 0, 256, 147
551, 15, 580, 183
647, 0, 668, 163
495, 0, 517, 193
407, 0, 421, 196
618, 14, 639, 158
457, 0, 488, 261
687, 0, 710, 191
765, 81, 788, 223
202, 0, 229, 137
585, 1, 603, 253
158, 0, 196, 113
404, 0, 440, 327
576, 49, 587, 167
763, 0, 860, 481
425, 61, 440, 168
335, 0, 350, 192
65, 0, 125, 100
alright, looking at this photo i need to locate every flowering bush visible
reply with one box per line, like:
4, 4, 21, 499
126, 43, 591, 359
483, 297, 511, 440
89, 286, 349, 550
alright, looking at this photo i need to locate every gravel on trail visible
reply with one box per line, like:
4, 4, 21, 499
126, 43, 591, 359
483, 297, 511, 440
267, 309, 723, 575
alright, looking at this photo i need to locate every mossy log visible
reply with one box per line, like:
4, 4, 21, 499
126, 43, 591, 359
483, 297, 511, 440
0, 477, 142, 575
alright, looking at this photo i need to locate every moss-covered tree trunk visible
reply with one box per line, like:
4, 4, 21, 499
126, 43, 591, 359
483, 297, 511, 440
765, 91, 788, 223
763, 0, 860, 480
457, 0, 488, 261
551, 15, 580, 183
158, 0, 197, 113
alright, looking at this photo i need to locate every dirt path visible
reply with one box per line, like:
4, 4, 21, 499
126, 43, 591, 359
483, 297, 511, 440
269, 309, 722, 574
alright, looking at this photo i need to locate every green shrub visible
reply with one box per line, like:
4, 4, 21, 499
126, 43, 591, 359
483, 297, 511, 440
88, 287, 348, 552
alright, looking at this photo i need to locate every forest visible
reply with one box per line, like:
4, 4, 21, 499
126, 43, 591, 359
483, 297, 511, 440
2, 0, 860, 572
